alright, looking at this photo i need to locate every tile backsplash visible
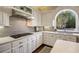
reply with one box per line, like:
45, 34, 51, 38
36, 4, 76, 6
0, 17, 34, 37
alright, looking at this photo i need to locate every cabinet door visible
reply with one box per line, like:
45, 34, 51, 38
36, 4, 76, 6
0, 7, 11, 26
37, 11, 41, 26
32, 9, 41, 26
41, 12, 53, 26
1, 49, 11, 53
12, 36, 28, 53
12, 44, 25, 53
27, 35, 37, 53
19, 45, 25, 53
43, 33, 52, 46
27, 38, 33, 53
62, 35, 76, 42
12, 47, 19, 53
0, 43, 11, 52
31, 36, 37, 52
0, 10, 3, 25
31, 10, 38, 26
43, 33, 58, 46
36, 35, 40, 48
38, 34, 42, 46
31, 39, 36, 52
36, 34, 42, 48
23, 43, 28, 53
2, 12, 9, 26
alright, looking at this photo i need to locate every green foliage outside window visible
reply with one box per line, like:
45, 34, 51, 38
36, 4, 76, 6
56, 10, 76, 29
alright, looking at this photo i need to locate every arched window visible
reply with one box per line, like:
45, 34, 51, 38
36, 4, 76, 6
55, 9, 78, 30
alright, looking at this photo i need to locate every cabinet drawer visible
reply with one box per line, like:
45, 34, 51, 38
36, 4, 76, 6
63, 35, 76, 42
1, 49, 11, 53
12, 39, 25, 47
0, 43, 11, 52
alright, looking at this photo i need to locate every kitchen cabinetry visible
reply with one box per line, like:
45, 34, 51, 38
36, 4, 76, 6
0, 7, 12, 26
0, 32, 43, 53
35, 32, 42, 48
12, 36, 28, 53
0, 43, 11, 53
12, 44, 26, 53
27, 35, 37, 53
11, 33, 42, 53
43, 32, 77, 46
43, 33, 57, 46
1, 49, 11, 53
0, 11, 3, 25
11, 32, 43, 53
62, 35, 76, 42
41, 11, 53, 26
31, 9, 42, 26
12, 6, 32, 15
27, 32, 42, 53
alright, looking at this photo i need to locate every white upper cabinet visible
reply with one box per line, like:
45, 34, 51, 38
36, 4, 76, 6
0, 7, 12, 26
41, 11, 53, 26
32, 9, 42, 26
2, 12, 10, 26
0, 10, 3, 25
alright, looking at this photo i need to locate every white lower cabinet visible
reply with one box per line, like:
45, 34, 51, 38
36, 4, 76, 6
11, 32, 43, 53
12, 44, 26, 53
0, 43, 11, 53
12, 36, 28, 53
0, 32, 43, 53
1, 49, 11, 53
43, 33, 57, 46
62, 35, 76, 42
12, 47, 19, 53
0, 32, 77, 53
27, 32, 42, 53
36, 32, 42, 48
27, 35, 37, 53
43, 32, 77, 47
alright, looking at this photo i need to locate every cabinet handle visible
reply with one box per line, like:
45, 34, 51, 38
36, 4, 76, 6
19, 42, 23, 44
19, 45, 23, 48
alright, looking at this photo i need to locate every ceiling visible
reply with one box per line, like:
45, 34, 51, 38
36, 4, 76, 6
32, 6, 58, 11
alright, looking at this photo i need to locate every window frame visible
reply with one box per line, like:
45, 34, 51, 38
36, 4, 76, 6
54, 9, 78, 31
